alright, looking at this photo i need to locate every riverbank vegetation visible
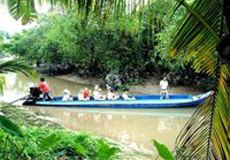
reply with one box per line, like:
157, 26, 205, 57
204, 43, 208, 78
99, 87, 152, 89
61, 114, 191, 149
0, 31, 10, 58
0, 126, 119, 160
4, 0, 214, 91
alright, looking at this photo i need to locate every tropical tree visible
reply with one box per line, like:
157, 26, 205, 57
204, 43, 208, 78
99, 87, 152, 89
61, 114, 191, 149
4, 0, 174, 41
0, 60, 36, 94
0, 31, 9, 57
169, 0, 230, 159
9, 7, 192, 85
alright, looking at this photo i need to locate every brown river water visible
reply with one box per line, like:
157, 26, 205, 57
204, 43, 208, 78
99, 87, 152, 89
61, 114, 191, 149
0, 73, 200, 157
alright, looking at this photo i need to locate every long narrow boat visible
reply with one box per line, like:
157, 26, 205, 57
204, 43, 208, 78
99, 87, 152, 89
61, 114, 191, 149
23, 91, 213, 108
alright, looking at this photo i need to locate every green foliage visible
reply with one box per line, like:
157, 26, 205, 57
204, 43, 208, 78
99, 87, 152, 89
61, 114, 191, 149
9, 13, 147, 82
152, 139, 175, 160
0, 75, 5, 93
6, 2, 213, 89
0, 31, 10, 57
0, 59, 36, 76
0, 105, 120, 159
6, 0, 37, 24
0, 126, 120, 160
39, 133, 61, 150
7, 10, 186, 83
98, 139, 120, 160
74, 143, 87, 157
0, 115, 23, 137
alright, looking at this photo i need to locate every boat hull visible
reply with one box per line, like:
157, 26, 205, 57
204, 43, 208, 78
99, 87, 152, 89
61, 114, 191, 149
23, 92, 212, 109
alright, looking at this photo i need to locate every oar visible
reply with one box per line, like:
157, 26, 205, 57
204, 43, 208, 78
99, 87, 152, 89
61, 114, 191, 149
9, 94, 30, 104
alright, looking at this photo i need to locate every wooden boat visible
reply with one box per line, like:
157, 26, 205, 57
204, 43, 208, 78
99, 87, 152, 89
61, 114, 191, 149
23, 91, 213, 108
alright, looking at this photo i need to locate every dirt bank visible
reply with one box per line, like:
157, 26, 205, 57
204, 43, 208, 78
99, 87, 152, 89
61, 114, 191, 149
55, 74, 201, 95
55, 74, 100, 85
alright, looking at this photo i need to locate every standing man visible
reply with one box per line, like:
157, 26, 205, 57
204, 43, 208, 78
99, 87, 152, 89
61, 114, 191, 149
38, 77, 52, 101
160, 77, 169, 99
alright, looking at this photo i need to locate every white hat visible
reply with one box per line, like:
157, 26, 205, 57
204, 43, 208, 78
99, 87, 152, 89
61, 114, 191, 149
63, 89, 70, 95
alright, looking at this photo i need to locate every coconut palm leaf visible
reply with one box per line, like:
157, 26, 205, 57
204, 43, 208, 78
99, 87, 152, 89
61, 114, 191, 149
170, 0, 230, 159
0, 75, 5, 94
6, 0, 38, 24
175, 64, 230, 159
0, 59, 36, 94
170, 0, 224, 75
175, 64, 230, 160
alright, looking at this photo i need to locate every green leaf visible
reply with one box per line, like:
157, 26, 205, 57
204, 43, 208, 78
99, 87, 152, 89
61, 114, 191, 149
74, 143, 86, 157
53, 151, 67, 157
152, 139, 175, 160
98, 139, 120, 160
39, 133, 61, 150
0, 115, 23, 137
0, 75, 5, 95
22, 12, 30, 25
7, 0, 38, 24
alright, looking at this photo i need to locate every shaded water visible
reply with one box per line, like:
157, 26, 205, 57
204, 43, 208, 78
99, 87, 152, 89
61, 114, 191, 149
0, 73, 198, 155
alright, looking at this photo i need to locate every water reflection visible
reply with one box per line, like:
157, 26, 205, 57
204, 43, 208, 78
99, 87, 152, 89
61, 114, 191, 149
30, 107, 193, 152
0, 73, 34, 102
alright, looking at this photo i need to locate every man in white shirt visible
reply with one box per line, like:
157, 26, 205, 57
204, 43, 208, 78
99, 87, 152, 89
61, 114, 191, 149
160, 77, 169, 99
122, 91, 136, 100
62, 89, 73, 101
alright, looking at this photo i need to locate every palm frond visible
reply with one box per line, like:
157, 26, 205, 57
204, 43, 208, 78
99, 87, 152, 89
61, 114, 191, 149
169, 0, 226, 60
213, 64, 230, 159
7, 0, 37, 24
0, 75, 5, 94
0, 59, 36, 94
0, 59, 36, 77
0, 59, 34, 75
170, 0, 230, 159
175, 96, 215, 159
175, 64, 230, 160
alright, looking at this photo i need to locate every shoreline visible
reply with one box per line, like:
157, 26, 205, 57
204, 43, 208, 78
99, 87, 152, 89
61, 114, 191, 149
55, 74, 201, 95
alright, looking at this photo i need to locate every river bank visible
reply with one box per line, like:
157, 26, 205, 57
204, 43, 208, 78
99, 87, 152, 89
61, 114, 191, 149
55, 73, 201, 95
0, 102, 155, 159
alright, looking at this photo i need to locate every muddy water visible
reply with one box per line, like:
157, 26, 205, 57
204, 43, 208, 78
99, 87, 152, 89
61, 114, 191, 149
0, 73, 199, 155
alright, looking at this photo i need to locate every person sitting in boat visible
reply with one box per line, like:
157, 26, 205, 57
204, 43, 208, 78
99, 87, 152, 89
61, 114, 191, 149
106, 84, 111, 91
78, 89, 85, 101
107, 89, 119, 100
122, 91, 136, 100
160, 77, 169, 99
62, 89, 73, 101
93, 84, 106, 100
38, 77, 52, 101
106, 84, 115, 92
83, 87, 91, 101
